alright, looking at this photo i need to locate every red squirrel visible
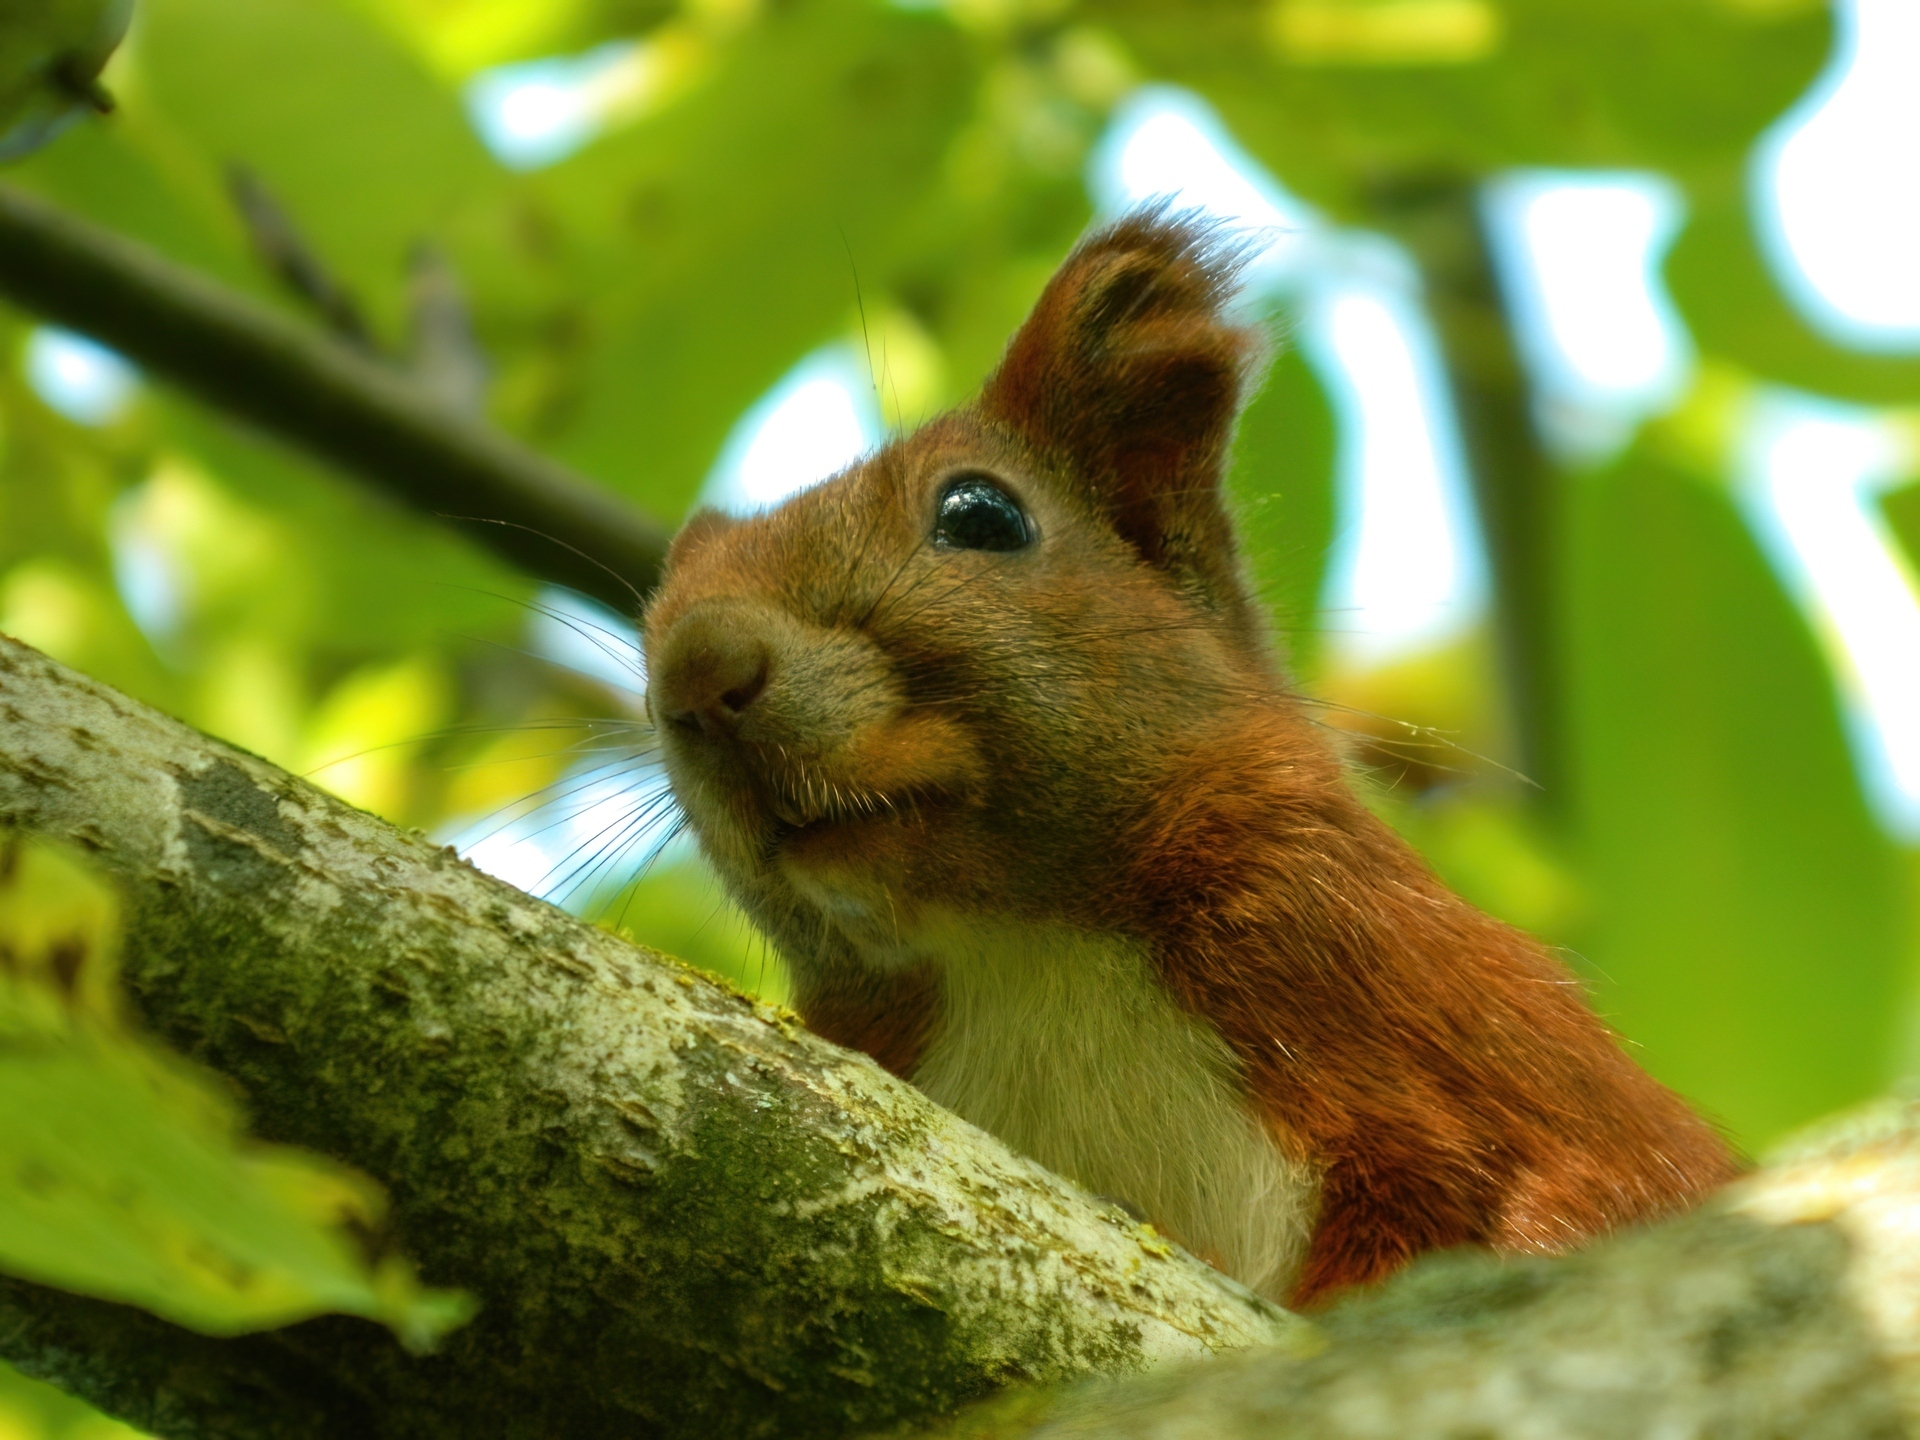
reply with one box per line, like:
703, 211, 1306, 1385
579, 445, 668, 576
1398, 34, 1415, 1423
641, 211, 1735, 1309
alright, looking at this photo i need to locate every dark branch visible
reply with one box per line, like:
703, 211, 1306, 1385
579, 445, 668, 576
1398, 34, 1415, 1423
0, 183, 668, 614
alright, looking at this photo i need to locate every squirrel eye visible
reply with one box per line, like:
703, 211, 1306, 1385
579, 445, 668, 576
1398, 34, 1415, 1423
933, 474, 1032, 553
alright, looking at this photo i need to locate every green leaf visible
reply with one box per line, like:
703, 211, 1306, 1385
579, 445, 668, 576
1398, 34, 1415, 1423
1665, 184, 1920, 409
122, 0, 500, 334
516, 1, 981, 517
0, 1356, 144, 1438
1226, 338, 1338, 677
603, 858, 789, 1004
1563, 449, 1909, 1149
0, 836, 474, 1350
1885, 481, 1920, 574
1088, 0, 1829, 216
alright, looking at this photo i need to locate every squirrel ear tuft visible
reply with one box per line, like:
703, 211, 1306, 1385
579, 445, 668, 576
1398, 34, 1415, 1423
980, 209, 1267, 625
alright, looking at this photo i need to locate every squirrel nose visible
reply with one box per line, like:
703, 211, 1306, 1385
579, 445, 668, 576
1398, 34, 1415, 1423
650, 605, 772, 736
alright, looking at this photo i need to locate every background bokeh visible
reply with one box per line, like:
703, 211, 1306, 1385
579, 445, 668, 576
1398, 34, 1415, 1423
1, 0, 1917, 1426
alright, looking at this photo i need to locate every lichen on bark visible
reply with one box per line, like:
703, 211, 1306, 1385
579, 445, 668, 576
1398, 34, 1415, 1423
0, 634, 1297, 1439
927, 1206, 1910, 1439
14, 630, 1920, 1440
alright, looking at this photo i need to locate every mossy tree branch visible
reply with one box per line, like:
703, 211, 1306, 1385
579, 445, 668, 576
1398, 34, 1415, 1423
5, 622, 1920, 1440
0, 183, 667, 614
932, 1130, 1920, 1439
0, 633, 1294, 1439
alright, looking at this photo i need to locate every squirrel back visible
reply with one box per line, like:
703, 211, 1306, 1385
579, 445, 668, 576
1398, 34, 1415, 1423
642, 211, 1736, 1307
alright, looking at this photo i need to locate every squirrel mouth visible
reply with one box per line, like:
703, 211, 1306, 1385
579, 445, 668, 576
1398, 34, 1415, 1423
765, 784, 934, 837
758, 775, 961, 857
741, 713, 982, 852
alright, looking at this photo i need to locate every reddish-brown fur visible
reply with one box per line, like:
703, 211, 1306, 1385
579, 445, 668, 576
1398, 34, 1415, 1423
1119, 718, 1732, 1303
643, 210, 1736, 1309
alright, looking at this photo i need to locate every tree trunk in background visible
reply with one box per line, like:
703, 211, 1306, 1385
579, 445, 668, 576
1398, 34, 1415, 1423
1370, 172, 1567, 810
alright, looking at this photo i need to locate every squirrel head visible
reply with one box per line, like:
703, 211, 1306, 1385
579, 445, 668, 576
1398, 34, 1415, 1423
643, 212, 1299, 970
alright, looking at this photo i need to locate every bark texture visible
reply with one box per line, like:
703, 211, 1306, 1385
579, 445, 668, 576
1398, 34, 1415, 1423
10, 629, 1920, 1440
0, 633, 1297, 1439
930, 1104, 1920, 1438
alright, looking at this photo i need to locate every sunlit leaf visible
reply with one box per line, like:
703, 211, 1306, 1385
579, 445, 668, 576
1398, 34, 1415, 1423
344, 0, 594, 79
0, 836, 474, 1350
1271, 0, 1503, 68
301, 653, 453, 819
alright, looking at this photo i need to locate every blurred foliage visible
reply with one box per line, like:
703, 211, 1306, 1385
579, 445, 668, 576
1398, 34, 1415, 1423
0, 0, 1917, 1421
0, 1362, 141, 1440
0, 0, 129, 159
1564, 448, 1908, 1141
1091, 0, 1830, 198
1227, 343, 1338, 675
1885, 480, 1920, 569
0, 836, 471, 1356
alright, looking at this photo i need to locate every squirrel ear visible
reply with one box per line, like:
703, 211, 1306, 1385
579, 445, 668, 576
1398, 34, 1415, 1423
980, 209, 1267, 627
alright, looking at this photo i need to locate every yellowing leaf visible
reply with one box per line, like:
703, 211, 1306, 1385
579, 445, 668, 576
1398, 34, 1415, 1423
343, 0, 592, 80
117, 459, 299, 627
0, 832, 120, 1028
0, 1361, 146, 1438
0, 561, 118, 676
0, 837, 473, 1350
301, 654, 453, 819
437, 715, 581, 821
860, 306, 948, 433
1270, 0, 1502, 66
193, 636, 307, 771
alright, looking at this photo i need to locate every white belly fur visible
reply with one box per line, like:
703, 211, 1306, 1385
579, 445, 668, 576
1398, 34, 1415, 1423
907, 917, 1320, 1302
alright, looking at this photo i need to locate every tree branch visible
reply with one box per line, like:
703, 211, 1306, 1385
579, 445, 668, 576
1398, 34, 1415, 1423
934, 1107, 1920, 1437
0, 633, 1295, 1440
7, 627, 1920, 1440
0, 183, 668, 614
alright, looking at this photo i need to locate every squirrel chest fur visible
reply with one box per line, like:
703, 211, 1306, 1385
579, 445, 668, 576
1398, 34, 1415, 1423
642, 211, 1735, 1308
